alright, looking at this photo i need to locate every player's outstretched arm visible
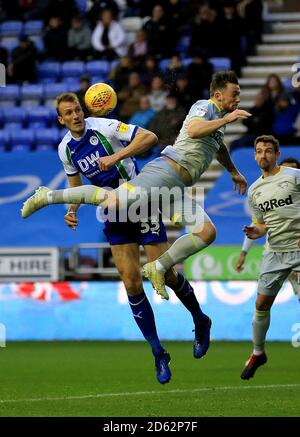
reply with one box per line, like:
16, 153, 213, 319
188, 109, 251, 139
99, 128, 157, 171
215, 143, 247, 195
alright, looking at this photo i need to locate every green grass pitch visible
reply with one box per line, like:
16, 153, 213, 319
0, 341, 299, 417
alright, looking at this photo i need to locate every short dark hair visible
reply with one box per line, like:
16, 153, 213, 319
279, 157, 300, 169
55, 92, 80, 115
210, 70, 239, 95
254, 135, 280, 153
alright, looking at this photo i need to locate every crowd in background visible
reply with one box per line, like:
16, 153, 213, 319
0, 0, 300, 148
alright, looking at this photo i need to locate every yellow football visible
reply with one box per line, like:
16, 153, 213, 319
84, 82, 117, 116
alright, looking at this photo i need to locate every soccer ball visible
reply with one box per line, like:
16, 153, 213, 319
84, 83, 117, 116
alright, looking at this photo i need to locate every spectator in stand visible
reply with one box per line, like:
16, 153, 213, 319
68, 15, 92, 61
163, 54, 186, 85
261, 74, 288, 106
187, 52, 213, 100
171, 74, 194, 111
128, 30, 148, 68
7, 35, 37, 83
238, 0, 263, 54
189, 5, 218, 58
272, 94, 300, 145
142, 4, 174, 60
109, 55, 135, 92
216, 0, 245, 75
87, 0, 119, 27
44, 16, 68, 61
118, 71, 148, 121
128, 95, 156, 130
149, 94, 186, 149
139, 55, 160, 88
44, 0, 78, 27
165, 0, 189, 35
148, 75, 169, 112
91, 8, 127, 61
230, 89, 274, 150
76, 75, 91, 117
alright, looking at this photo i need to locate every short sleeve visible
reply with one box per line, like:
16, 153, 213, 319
248, 192, 264, 224
188, 100, 211, 122
58, 142, 78, 176
91, 118, 138, 143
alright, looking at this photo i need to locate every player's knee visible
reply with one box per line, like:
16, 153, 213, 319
123, 275, 143, 296
195, 222, 216, 245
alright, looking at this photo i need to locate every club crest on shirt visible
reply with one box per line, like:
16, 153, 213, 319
195, 107, 208, 117
90, 135, 99, 146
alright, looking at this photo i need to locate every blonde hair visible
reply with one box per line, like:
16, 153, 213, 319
55, 92, 80, 115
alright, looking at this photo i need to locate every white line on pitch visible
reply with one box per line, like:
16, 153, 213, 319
0, 383, 300, 404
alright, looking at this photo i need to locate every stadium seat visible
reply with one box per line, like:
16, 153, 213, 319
10, 128, 34, 149
182, 58, 192, 68
62, 77, 81, 92
24, 20, 43, 36
209, 57, 231, 72
86, 60, 110, 77
44, 83, 65, 99
76, 0, 87, 14
37, 61, 61, 80
0, 21, 23, 37
0, 128, 10, 149
0, 37, 19, 55
120, 16, 143, 32
26, 106, 52, 127
90, 76, 106, 85
35, 127, 60, 147
0, 84, 20, 102
159, 58, 171, 71
20, 84, 44, 101
2, 107, 26, 126
61, 61, 85, 78
29, 36, 45, 53
176, 36, 190, 56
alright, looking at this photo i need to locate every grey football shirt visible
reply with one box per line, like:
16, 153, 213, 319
248, 166, 300, 252
161, 99, 227, 184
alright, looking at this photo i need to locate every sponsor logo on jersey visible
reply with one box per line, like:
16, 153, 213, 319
195, 108, 208, 117
116, 122, 129, 133
258, 194, 293, 212
78, 150, 100, 172
90, 135, 99, 145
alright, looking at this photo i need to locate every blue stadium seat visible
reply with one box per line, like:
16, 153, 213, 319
24, 20, 44, 36
44, 83, 66, 99
20, 84, 44, 101
182, 58, 192, 68
61, 61, 85, 78
76, 0, 87, 14
37, 61, 61, 80
26, 106, 52, 127
11, 128, 34, 149
90, 76, 106, 85
35, 127, 60, 147
0, 128, 10, 149
64, 78, 81, 92
86, 60, 110, 77
29, 36, 45, 53
175, 36, 190, 56
209, 57, 231, 71
0, 38, 19, 55
0, 84, 20, 102
159, 58, 171, 71
2, 107, 26, 126
0, 21, 23, 37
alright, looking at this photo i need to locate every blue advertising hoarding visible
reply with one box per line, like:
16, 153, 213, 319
0, 280, 298, 341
